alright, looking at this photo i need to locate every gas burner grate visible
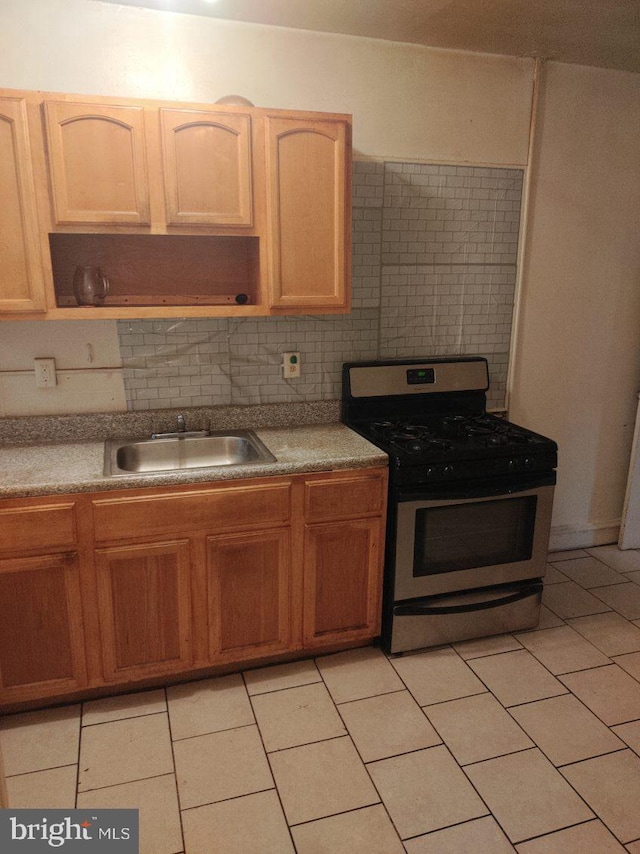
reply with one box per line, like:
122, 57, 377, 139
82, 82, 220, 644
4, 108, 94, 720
441, 415, 538, 446
370, 420, 454, 454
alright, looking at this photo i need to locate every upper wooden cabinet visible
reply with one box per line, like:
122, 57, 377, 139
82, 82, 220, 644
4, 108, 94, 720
266, 115, 351, 311
44, 101, 151, 225
0, 87, 352, 319
160, 108, 253, 227
0, 97, 46, 312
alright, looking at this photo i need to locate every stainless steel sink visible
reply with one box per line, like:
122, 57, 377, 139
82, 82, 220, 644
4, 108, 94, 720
104, 430, 276, 476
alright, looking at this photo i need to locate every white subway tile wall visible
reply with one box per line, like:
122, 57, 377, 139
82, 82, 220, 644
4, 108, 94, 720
377, 163, 521, 409
117, 162, 523, 411
118, 319, 231, 410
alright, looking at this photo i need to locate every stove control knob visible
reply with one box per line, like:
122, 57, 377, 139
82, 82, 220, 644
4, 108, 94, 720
425, 466, 436, 479
507, 459, 518, 472
523, 457, 534, 470
442, 464, 454, 478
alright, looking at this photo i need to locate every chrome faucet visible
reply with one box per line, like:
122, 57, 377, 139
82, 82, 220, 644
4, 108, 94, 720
151, 412, 209, 440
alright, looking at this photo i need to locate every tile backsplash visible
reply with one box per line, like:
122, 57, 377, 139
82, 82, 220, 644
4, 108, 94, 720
118, 161, 522, 412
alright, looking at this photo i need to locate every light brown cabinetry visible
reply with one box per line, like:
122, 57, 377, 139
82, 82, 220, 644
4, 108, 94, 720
0, 466, 386, 711
0, 498, 87, 704
0, 86, 352, 319
0, 96, 46, 313
207, 528, 293, 662
91, 479, 294, 680
160, 108, 253, 227
304, 520, 383, 644
0, 554, 87, 704
94, 540, 193, 682
92, 480, 291, 542
266, 115, 351, 311
302, 472, 385, 645
44, 101, 151, 226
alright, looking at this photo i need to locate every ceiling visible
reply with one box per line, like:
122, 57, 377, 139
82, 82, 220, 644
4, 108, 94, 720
97, 0, 640, 73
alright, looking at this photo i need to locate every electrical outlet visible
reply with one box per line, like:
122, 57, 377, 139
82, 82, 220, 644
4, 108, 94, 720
282, 352, 301, 379
34, 358, 57, 388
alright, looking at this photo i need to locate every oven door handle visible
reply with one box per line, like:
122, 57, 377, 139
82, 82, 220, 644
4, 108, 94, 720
394, 585, 541, 616
397, 472, 556, 503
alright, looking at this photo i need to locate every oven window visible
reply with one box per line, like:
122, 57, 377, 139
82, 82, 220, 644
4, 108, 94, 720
413, 496, 537, 576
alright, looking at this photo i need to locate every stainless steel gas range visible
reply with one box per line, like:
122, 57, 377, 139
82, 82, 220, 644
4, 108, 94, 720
341, 357, 558, 654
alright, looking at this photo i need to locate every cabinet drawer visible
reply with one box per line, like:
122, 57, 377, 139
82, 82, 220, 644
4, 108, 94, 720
0, 503, 77, 554
93, 482, 291, 542
304, 472, 386, 523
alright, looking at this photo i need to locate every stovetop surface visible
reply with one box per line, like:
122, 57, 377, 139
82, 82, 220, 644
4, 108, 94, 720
341, 357, 558, 481
356, 412, 555, 463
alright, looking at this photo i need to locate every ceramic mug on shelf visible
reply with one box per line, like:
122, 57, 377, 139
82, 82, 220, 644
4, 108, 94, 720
73, 266, 110, 306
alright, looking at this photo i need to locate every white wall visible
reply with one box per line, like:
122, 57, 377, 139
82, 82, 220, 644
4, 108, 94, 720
0, 321, 125, 415
0, 0, 534, 416
509, 62, 640, 548
0, 0, 533, 164
1, 0, 639, 548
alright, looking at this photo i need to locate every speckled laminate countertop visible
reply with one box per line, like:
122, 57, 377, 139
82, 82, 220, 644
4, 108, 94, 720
0, 424, 388, 499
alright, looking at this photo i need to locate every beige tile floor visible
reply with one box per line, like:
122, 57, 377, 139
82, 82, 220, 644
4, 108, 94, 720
2, 545, 640, 852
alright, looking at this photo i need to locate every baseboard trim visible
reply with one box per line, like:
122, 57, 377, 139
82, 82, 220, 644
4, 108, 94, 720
549, 521, 620, 552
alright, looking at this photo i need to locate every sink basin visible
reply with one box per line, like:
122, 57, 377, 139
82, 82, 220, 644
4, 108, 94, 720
104, 430, 276, 476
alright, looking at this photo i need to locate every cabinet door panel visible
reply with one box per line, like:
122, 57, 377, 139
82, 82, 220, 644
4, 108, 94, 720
304, 519, 382, 645
207, 529, 291, 661
45, 101, 150, 225
95, 540, 192, 681
266, 116, 349, 310
0, 97, 45, 312
0, 554, 86, 702
161, 109, 252, 226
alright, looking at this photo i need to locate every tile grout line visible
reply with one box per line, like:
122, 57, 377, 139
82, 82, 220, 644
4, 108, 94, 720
74, 706, 83, 809
160, 687, 187, 854
445, 629, 638, 844
178, 785, 277, 815
242, 670, 298, 854
310, 651, 406, 847
170, 720, 256, 744
508, 817, 610, 849
81, 708, 169, 729
328, 694, 406, 847
555, 745, 631, 770
345, 647, 505, 845
76, 769, 175, 797
5, 761, 79, 781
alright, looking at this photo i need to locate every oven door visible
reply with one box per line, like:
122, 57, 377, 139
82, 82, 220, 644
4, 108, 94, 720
394, 474, 555, 600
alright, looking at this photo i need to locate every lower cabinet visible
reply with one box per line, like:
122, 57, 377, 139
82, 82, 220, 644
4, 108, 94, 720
302, 469, 386, 646
0, 553, 87, 703
0, 466, 387, 709
207, 528, 294, 663
303, 518, 383, 646
94, 540, 193, 682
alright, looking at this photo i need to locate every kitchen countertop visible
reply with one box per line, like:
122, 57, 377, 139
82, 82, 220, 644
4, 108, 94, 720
0, 423, 388, 499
